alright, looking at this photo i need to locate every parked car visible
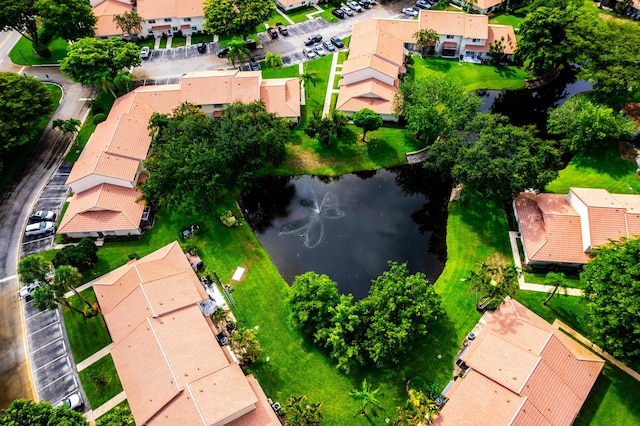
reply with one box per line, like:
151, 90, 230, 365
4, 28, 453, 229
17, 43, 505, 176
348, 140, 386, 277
197, 41, 207, 54
18, 281, 41, 299
330, 36, 345, 48
314, 46, 327, 56
278, 25, 289, 36
250, 60, 261, 71
348, 1, 362, 12
267, 27, 278, 39
139, 46, 150, 59
303, 47, 317, 59
29, 210, 56, 222
216, 46, 230, 57
55, 392, 84, 412
341, 5, 354, 16
304, 34, 322, 46
24, 221, 55, 236
357, 0, 370, 9
415, 0, 432, 9
245, 39, 257, 50
332, 8, 345, 19
323, 41, 336, 52
402, 7, 419, 16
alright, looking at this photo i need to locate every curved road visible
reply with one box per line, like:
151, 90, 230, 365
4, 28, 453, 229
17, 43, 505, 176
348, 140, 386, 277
0, 31, 93, 408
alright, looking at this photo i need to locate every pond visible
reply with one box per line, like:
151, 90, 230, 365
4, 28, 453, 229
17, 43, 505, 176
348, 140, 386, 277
239, 165, 449, 300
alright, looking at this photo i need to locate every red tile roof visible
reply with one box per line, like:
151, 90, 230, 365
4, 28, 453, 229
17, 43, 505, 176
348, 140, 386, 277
435, 297, 604, 426
92, 0, 133, 37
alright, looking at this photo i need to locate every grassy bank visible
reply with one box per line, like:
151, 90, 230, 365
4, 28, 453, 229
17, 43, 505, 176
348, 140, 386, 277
78, 354, 123, 408
9, 37, 68, 65
61, 288, 112, 362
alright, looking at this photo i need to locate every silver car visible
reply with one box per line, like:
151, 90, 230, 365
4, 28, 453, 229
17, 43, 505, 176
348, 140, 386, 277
341, 5, 354, 16
55, 392, 84, 412
25, 221, 55, 236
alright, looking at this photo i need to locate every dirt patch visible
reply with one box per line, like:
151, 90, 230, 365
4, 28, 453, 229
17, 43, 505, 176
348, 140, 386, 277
619, 141, 639, 162
286, 145, 325, 171
624, 102, 640, 125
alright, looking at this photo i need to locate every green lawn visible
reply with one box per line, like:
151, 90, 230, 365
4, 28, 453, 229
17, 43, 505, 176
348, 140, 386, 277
9, 37, 68, 65
261, 63, 300, 79
62, 288, 112, 362
78, 354, 123, 409
488, 12, 526, 29
286, 6, 327, 24
0, 84, 62, 193
411, 56, 531, 92
545, 143, 640, 195
522, 271, 582, 288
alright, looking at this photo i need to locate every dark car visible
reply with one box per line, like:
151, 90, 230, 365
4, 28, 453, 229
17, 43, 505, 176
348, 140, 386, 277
357, 0, 370, 9
216, 46, 230, 57
304, 34, 323, 45
29, 210, 56, 222
267, 27, 278, 39
245, 39, 257, 50
278, 25, 289, 36
250, 60, 261, 71
332, 8, 345, 18
415, 0, 431, 9
330, 36, 345, 48
197, 41, 206, 53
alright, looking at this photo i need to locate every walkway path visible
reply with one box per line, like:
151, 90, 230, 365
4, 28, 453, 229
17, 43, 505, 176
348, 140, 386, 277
299, 63, 306, 106
85, 391, 127, 423
307, 4, 324, 20
553, 319, 640, 382
75, 343, 114, 372
322, 52, 340, 117
276, 8, 295, 25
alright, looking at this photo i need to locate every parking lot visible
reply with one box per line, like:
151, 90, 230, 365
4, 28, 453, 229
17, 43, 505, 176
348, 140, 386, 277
21, 162, 71, 257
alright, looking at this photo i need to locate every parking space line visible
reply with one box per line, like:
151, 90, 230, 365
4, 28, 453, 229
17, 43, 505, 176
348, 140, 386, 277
25, 308, 57, 321
34, 354, 68, 372
37, 369, 74, 392
21, 236, 55, 245
31, 338, 64, 354
28, 321, 61, 337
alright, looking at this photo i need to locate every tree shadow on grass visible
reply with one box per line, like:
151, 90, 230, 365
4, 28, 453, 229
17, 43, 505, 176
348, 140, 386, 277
455, 190, 512, 255
494, 66, 518, 79
365, 137, 399, 164
571, 144, 638, 182
420, 57, 455, 74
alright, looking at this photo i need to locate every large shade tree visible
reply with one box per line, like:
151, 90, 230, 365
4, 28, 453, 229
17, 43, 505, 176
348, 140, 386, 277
36, 0, 97, 41
203, 0, 274, 39
60, 38, 141, 96
581, 237, 640, 365
113, 10, 143, 38
287, 272, 341, 337
0, 0, 40, 47
0, 399, 88, 425
352, 108, 382, 142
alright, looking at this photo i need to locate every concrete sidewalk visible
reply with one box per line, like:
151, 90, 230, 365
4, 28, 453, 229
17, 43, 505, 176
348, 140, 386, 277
85, 391, 127, 423
322, 52, 340, 117
76, 343, 114, 372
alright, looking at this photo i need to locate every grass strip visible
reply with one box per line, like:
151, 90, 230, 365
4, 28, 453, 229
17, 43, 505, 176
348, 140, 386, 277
78, 354, 123, 409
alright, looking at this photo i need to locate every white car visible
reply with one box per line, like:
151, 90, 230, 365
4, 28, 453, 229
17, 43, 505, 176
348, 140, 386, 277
303, 47, 317, 59
348, 1, 362, 12
25, 221, 56, 236
55, 392, 84, 412
341, 5, 354, 16
402, 7, 419, 17
314, 46, 327, 57
18, 281, 41, 298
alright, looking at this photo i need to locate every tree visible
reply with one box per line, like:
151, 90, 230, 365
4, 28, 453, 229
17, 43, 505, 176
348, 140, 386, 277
60, 37, 141, 95
113, 11, 143, 39
143, 101, 289, 211
0, 72, 54, 156
229, 327, 263, 369
53, 238, 98, 272
426, 113, 562, 201
413, 29, 439, 58
0, 398, 88, 425
96, 405, 135, 426
352, 108, 382, 142
488, 36, 512, 65
304, 111, 335, 146
515, 6, 577, 75
350, 379, 383, 417
0, 0, 40, 47
542, 271, 567, 306
283, 395, 324, 426
226, 40, 250, 69
299, 67, 318, 89
203, 0, 274, 40
547, 97, 635, 153
359, 261, 444, 365
52, 118, 82, 143
394, 77, 481, 144
581, 237, 640, 364
287, 272, 341, 337
332, 112, 349, 138
265, 51, 283, 74
36, 0, 97, 42
18, 255, 50, 285
395, 389, 438, 426
52, 265, 96, 313
466, 258, 520, 311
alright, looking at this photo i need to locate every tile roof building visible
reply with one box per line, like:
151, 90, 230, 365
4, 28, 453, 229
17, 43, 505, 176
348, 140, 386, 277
435, 297, 604, 426
450, 0, 505, 14
336, 12, 516, 121
92, 0, 134, 38
513, 188, 640, 266
59, 71, 300, 238
275, 0, 319, 11
93, 241, 281, 426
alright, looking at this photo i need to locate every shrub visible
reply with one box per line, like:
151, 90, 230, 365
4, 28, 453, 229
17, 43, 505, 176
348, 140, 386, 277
52, 238, 98, 271
219, 210, 239, 228
93, 113, 107, 125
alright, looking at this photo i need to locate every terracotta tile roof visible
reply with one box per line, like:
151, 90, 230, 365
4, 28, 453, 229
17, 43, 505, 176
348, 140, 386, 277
419, 11, 489, 39
275, 0, 301, 6
341, 53, 401, 80
487, 25, 517, 55
92, 0, 133, 37
137, 0, 205, 19
435, 297, 604, 426
259, 78, 301, 119
476, 0, 504, 10
181, 70, 261, 106
352, 18, 419, 43
57, 184, 144, 234
336, 78, 397, 115
226, 375, 282, 426
94, 242, 275, 426
349, 29, 406, 68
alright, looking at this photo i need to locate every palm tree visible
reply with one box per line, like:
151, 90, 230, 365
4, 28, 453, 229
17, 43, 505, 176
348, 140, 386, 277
97, 75, 117, 98
543, 271, 567, 305
113, 11, 143, 39
18, 255, 50, 285
210, 307, 228, 331
283, 395, 324, 426
265, 51, 283, 75
31, 283, 87, 316
350, 378, 383, 416
395, 389, 438, 425
227, 40, 250, 69
53, 265, 96, 313
299, 67, 318, 89
413, 29, 439, 58
467, 259, 520, 311
114, 70, 134, 93
229, 327, 262, 369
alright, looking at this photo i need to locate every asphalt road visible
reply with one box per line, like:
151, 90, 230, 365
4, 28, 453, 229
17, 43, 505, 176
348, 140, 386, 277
0, 31, 93, 408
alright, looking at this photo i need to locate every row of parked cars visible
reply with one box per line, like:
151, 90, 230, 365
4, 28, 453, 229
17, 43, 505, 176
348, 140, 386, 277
332, 0, 376, 19
403, 0, 438, 16
303, 36, 345, 59
24, 210, 57, 236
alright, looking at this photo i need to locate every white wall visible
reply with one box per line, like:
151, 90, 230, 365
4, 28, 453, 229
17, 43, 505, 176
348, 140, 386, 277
342, 68, 396, 87
70, 175, 134, 194
567, 191, 592, 252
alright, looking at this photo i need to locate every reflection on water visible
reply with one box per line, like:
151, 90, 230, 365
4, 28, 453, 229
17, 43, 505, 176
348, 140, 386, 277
239, 165, 449, 300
